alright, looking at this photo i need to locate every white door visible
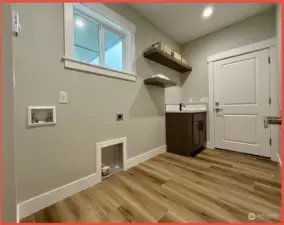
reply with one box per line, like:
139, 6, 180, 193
213, 49, 270, 157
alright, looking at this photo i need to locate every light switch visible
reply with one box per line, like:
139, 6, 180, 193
59, 92, 68, 104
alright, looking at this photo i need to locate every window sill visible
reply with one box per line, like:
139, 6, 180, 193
62, 56, 137, 82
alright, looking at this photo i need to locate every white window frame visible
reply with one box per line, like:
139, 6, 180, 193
63, 3, 136, 82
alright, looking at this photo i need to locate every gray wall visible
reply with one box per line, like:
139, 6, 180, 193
12, 3, 180, 203
2, 4, 17, 222
181, 8, 276, 102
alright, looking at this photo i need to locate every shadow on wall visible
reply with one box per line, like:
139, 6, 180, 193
135, 55, 152, 79
145, 60, 182, 83
128, 55, 165, 118
129, 83, 165, 118
180, 71, 191, 86
147, 85, 165, 116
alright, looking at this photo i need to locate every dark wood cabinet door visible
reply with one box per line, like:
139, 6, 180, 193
193, 121, 200, 152
166, 112, 206, 156
199, 121, 206, 148
166, 113, 193, 156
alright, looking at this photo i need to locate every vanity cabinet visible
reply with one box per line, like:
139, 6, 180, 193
166, 112, 206, 156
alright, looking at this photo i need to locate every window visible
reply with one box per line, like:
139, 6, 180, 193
73, 9, 100, 66
104, 28, 123, 71
63, 3, 136, 82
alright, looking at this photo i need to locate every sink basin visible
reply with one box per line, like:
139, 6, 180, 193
165, 104, 207, 113
166, 109, 206, 113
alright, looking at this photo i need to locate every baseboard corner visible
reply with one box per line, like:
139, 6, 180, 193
206, 142, 214, 149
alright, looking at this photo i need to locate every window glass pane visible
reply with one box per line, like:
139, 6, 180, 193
73, 9, 100, 65
104, 29, 123, 71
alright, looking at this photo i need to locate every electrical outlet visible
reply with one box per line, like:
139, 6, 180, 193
116, 113, 123, 121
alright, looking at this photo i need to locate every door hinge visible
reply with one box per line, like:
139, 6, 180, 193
268, 57, 271, 64
269, 138, 272, 146
269, 97, 271, 105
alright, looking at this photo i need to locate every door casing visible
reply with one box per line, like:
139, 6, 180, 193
207, 38, 279, 161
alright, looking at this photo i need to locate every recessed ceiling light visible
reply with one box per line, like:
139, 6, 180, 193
202, 6, 213, 19
75, 19, 84, 28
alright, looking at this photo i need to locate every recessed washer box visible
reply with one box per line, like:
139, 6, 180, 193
28, 106, 56, 127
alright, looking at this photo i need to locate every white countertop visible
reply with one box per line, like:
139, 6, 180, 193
165, 104, 207, 113
166, 110, 207, 113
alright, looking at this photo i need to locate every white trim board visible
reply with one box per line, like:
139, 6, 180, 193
18, 172, 100, 220
277, 153, 282, 167
269, 45, 281, 162
16, 206, 20, 223
63, 57, 137, 82
17, 144, 166, 220
207, 38, 276, 62
207, 37, 279, 160
124, 145, 167, 170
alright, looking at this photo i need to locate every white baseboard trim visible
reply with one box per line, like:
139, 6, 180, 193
277, 153, 281, 167
124, 145, 167, 170
17, 144, 166, 220
206, 141, 214, 149
17, 172, 100, 220
16, 205, 20, 222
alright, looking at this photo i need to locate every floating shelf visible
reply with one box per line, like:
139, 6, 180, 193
144, 76, 177, 88
144, 48, 192, 73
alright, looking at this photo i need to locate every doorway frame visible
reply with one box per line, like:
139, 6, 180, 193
207, 37, 279, 161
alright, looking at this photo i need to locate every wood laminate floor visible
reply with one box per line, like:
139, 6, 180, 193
21, 149, 282, 223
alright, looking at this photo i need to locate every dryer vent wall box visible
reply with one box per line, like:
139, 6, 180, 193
28, 106, 56, 127
12, 10, 21, 36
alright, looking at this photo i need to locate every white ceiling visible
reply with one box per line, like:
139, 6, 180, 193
129, 3, 274, 44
